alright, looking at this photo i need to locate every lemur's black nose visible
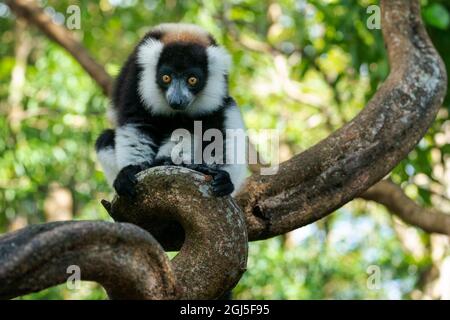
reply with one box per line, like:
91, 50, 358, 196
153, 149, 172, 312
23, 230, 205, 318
169, 101, 186, 110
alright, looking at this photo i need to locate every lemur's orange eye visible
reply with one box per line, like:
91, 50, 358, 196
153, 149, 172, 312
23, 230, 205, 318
162, 75, 171, 84
188, 77, 198, 86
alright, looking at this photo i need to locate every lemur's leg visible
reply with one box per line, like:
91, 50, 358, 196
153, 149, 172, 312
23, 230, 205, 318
220, 135, 248, 197
96, 124, 158, 197
221, 102, 248, 196
95, 129, 119, 186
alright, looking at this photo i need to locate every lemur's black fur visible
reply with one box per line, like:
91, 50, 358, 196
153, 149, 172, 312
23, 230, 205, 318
95, 129, 115, 152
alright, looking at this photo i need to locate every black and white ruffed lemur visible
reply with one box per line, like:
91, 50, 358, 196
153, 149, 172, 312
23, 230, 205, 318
95, 23, 247, 198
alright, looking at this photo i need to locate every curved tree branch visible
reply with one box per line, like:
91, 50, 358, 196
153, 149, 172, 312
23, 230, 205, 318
0, 168, 247, 300
0, 221, 178, 299
236, 0, 447, 240
361, 180, 450, 236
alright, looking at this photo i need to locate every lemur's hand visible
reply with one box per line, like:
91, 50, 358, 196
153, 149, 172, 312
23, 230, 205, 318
184, 164, 234, 197
210, 170, 234, 197
113, 163, 149, 197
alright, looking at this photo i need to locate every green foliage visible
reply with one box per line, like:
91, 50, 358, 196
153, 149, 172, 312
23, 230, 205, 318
424, 3, 450, 30
0, 0, 449, 299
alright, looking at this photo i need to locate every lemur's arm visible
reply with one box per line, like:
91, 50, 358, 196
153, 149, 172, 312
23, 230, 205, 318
115, 124, 157, 169
96, 123, 158, 197
114, 123, 159, 197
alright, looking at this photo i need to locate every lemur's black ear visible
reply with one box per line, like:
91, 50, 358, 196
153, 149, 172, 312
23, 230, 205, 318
145, 29, 163, 41
208, 35, 218, 46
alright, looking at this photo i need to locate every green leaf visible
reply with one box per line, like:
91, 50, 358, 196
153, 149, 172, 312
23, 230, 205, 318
424, 3, 450, 30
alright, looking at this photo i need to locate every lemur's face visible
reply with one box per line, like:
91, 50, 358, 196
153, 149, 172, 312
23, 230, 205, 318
136, 24, 231, 116
156, 43, 208, 111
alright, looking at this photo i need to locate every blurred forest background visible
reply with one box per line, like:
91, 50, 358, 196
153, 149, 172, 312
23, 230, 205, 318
0, 0, 450, 299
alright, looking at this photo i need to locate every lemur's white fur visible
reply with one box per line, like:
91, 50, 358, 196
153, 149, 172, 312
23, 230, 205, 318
115, 124, 157, 169
193, 45, 231, 115
136, 38, 167, 115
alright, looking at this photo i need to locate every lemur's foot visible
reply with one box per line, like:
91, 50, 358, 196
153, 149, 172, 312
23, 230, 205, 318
184, 164, 234, 197
113, 163, 149, 197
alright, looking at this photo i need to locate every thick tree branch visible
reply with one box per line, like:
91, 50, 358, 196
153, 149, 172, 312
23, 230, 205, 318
7, 0, 113, 96
0, 221, 178, 299
361, 180, 450, 236
0, 167, 247, 299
